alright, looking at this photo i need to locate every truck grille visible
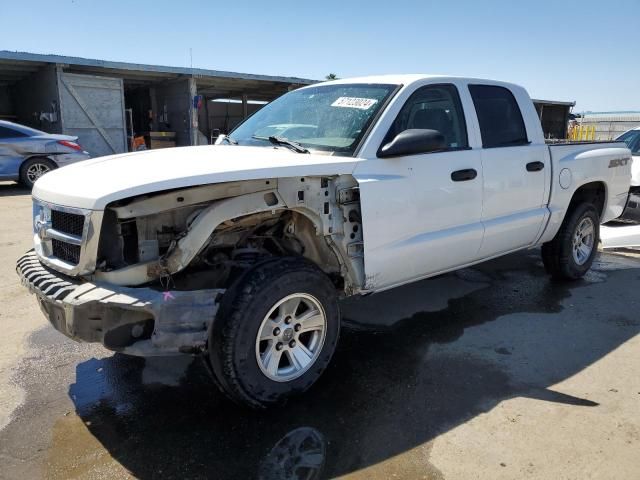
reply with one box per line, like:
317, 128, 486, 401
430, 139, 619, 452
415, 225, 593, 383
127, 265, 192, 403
52, 239, 81, 265
51, 210, 85, 237
33, 199, 93, 274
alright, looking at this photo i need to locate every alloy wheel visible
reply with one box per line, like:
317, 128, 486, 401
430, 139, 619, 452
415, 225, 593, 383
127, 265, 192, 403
26, 162, 51, 183
255, 293, 327, 382
572, 217, 595, 265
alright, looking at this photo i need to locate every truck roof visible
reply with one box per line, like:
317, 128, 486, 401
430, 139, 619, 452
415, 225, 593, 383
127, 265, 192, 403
307, 74, 525, 91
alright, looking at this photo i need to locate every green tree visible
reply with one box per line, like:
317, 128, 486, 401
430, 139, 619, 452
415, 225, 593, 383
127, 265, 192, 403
325, 73, 338, 80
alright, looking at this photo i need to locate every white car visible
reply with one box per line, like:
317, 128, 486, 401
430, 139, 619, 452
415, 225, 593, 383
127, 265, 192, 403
610, 127, 640, 223
17, 75, 632, 407
599, 126, 640, 247
617, 127, 640, 186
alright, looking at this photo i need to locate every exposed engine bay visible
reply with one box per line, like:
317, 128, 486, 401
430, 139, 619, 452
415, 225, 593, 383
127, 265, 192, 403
93, 175, 365, 294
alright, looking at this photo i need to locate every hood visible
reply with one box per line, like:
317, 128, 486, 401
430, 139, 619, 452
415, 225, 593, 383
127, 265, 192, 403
33, 145, 358, 209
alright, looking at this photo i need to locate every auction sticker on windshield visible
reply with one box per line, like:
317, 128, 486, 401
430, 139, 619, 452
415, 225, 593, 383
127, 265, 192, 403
331, 97, 378, 110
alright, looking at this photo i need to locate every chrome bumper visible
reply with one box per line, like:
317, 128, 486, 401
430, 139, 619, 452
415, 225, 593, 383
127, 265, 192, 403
17, 250, 224, 356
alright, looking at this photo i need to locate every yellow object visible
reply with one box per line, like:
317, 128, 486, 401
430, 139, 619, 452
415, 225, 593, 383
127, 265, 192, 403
570, 125, 597, 141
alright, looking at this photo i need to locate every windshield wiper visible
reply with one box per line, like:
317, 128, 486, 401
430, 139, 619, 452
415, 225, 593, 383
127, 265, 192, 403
268, 136, 309, 154
221, 135, 238, 145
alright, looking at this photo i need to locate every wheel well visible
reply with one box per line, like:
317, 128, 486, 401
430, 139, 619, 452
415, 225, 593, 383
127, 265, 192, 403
195, 210, 345, 290
569, 181, 605, 219
19, 156, 55, 173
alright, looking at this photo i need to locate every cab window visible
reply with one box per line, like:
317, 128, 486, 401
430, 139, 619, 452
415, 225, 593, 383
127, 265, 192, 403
384, 84, 469, 150
469, 84, 529, 148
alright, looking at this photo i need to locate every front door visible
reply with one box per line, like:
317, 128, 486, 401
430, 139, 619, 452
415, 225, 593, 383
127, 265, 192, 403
355, 83, 484, 291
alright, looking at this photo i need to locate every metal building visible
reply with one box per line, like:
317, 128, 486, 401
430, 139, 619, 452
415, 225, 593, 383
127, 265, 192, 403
576, 111, 640, 141
0, 51, 314, 157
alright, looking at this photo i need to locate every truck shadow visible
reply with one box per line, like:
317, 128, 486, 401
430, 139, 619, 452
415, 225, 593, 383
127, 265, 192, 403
66, 251, 640, 479
0, 181, 30, 197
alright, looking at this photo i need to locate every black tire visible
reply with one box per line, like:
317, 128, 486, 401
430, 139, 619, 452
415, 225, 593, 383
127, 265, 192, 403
208, 257, 340, 408
19, 157, 56, 189
541, 202, 600, 280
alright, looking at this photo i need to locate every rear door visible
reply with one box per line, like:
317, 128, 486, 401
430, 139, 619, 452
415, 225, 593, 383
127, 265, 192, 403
468, 84, 549, 257
355, 82, 484, 290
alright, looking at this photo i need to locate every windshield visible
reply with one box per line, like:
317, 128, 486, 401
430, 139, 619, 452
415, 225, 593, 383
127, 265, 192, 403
229, 83, 396, 155
617, 129, 640, 154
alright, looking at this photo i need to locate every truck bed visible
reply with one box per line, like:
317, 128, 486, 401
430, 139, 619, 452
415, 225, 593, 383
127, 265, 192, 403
535, 140, 632, 246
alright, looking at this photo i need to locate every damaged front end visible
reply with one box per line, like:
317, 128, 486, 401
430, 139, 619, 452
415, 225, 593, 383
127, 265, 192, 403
20, 175, 365, 356
17, 250, 221, 355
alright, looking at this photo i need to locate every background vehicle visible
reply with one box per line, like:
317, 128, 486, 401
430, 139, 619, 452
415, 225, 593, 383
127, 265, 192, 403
17, 75, 632, 408
616, 127, 640, 186
0, 120, 90, 188
600, 127, 640, 239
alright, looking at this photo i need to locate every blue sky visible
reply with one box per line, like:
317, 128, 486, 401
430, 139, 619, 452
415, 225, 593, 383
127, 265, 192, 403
1, 0, 637, 112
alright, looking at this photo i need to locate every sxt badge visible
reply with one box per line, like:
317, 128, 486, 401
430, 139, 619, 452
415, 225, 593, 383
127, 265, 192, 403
609, 158, 630, 168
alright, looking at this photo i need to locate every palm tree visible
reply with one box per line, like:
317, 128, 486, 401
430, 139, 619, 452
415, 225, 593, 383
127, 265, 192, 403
325, 73, 338, 80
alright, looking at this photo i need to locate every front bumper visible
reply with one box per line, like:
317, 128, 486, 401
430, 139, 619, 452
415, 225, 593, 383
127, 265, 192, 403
17, 250, 224, 356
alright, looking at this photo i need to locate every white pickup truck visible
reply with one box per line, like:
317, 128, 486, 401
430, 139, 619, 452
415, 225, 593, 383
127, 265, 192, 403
17, 75, 632, 408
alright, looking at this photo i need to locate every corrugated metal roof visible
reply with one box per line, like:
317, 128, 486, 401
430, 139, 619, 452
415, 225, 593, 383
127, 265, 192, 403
533, 99, 576, 107
581, 110, 640, 115
0, 50, 317, 85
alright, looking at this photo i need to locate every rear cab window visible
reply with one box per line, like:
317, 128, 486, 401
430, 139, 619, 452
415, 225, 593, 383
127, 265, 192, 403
469, 85, 529, 148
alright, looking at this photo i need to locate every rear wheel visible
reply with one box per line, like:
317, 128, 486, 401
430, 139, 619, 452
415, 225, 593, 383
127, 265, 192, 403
541, 202, 599, 280
208, 257, 340, 408
20, 157, 56, 188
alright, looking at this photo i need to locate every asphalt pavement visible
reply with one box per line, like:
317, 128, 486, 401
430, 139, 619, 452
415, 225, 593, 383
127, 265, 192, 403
1, 181, 639, 479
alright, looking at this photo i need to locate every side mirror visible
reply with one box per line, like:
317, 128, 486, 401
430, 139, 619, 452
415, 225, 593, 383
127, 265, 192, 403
379, 129, 447, 158
214, 134, 227, 145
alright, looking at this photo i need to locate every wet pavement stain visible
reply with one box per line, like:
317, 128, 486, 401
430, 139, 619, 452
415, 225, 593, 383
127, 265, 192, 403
2, 250, 640, 479
47, 413, 128, 478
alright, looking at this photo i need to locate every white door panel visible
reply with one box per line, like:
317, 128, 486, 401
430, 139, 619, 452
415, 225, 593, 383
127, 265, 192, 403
479, 144, 549, 257
480, 206, 549, 255
356, 149, 483, 290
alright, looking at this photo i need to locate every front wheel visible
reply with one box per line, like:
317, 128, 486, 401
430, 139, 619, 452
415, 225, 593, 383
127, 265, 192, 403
541, 202, 600, 280
208, 257, 340, 408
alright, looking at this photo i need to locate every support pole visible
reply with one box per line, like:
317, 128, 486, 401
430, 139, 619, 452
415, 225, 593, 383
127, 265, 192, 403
242, 93, 248, 119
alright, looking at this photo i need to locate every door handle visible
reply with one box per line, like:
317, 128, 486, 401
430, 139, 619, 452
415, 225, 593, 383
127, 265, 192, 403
451, 169, 477, 182
526, 161, 545, 172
